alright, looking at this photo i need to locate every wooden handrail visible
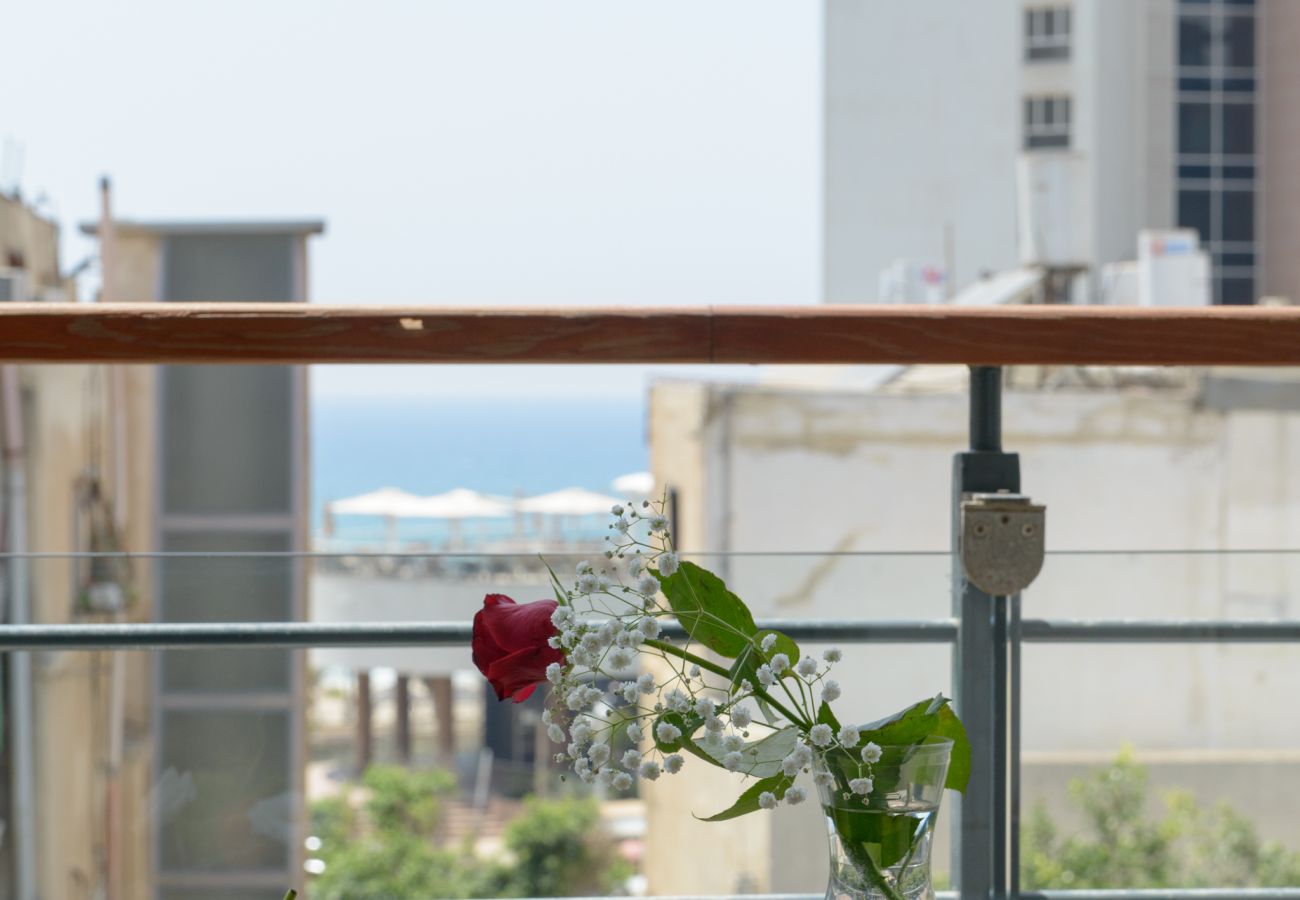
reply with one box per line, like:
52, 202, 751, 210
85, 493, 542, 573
2, 302, 1300, 366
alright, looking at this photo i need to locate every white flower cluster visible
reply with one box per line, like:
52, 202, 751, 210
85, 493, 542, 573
539, 499, 758, 788
536, 501, 879, 809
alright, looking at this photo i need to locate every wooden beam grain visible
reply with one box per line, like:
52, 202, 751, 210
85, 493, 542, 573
1, 303, 1299, 366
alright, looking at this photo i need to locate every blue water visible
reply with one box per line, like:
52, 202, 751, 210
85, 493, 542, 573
311, 396, 648, 546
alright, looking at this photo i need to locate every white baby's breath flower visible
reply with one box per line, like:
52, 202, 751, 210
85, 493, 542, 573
849, 777, 874, 796
795, 656, 818, 678
626, 724, 643, 743
551, 606, 573, 629
756, 664, 775, 688
770, 653, 790, 674
861, 741, 883, 764
612, 772, 634, 791
577, 573, 599, 594
808, 724, 834, 747
655, 721, 682, 743
823, 647, 843, 663
784, 787, 807, 806
758, 791, 778, 810
704, 715, 725, 733
821, 680, 842, 703
637, 672, 657, 694
570, 722, 592, 744
622, 749, 642, 770
596, 766, 615, 785
694, 698, 715, 718
722, 734, 744, 752
621, 682, 640, 704
588, 743, 610, 766
760, 633, 778, 653
608, 648, 635, 670
577, 561, 593, 575
639, 760, 662, 781
648, 513, 669, 533
663, 753, 685, 774
837, 725, 861, 747
541, 709, 553, 725
547, 636, 562, 649
614, 517, 631, 535
730, 705, 753, 729
722, 751, 744, 771
813, 770, 835, 787
547, 724, 565, 743
546, 663, 563, 684
638, 617, 661, 639
627, 555, 644, 577
565, 688, 587, 710
781, 754, 803, 778
689, 665, 701, 678
611, 504, 624, 517
657, 552, 679, 577
665, 689, 691, 714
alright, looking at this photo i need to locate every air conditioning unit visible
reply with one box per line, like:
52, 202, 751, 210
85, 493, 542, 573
0, 269, 29, 302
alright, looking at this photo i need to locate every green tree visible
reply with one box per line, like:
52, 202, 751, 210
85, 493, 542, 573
1023, 749, 1300, 890
310, 766, 629, 899
501, 795, 632, 897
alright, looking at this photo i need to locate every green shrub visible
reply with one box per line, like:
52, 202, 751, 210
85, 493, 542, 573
1023, 749, 1300, 890
502, 795, 632, 897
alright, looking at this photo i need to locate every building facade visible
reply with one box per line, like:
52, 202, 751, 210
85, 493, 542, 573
824, 0, 1300, 305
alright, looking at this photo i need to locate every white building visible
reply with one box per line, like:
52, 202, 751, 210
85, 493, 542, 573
824, 0, 1299, 306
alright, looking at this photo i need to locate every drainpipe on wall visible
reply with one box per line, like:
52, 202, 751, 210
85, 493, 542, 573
101, 173, 127, 900
3, 364, 37, 900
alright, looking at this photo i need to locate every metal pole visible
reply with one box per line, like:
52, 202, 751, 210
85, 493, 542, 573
953, 365, 1017, 900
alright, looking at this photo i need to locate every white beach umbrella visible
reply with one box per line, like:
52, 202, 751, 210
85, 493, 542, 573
328, 487, 427, 518
516, 487, 623, 516
611, 471, 654, 497
410, 488, 512, 519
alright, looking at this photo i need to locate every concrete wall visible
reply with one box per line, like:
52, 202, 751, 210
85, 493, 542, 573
21, 362, 156, 900
644, 374, 1300, 891
823, 1, 1021, 300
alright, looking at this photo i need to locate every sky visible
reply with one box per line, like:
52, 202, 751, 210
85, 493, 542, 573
2, 1, 822, 400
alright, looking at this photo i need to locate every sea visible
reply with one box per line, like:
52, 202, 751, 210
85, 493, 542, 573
311, 396, 648, 548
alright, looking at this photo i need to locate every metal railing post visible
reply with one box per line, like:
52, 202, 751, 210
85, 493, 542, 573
953, 366, 1018, 900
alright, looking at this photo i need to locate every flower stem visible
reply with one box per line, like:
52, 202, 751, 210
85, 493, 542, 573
643, 638, 811, 729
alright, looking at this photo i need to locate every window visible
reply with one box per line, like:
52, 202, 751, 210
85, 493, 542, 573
1178, 102, 1212, 154
1222, 102, 1255, 154
1024, 7, 1071, 61
1023, 95, 1071, 149
1221, 190, 1254, 242
1179, 16, 1213, 66
1178, 189, 1212, 238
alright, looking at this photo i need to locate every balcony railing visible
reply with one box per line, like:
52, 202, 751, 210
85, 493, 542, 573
3, 302, 1300, 900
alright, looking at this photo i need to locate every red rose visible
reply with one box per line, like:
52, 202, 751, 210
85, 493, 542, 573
472, 593, 565, 703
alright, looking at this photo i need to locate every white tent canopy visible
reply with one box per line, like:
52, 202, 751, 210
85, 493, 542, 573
409, 488, 511, 519
611, 471, 654, 496
516, 487, 622, 516
328, 487, 427, 517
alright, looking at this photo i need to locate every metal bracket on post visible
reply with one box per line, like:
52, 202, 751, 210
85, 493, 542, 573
961, 493, 1045, 597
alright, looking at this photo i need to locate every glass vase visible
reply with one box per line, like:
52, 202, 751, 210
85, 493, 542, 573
817, 737, 952, 900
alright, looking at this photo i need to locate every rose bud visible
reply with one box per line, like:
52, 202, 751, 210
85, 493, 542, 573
472, 593, 565, 703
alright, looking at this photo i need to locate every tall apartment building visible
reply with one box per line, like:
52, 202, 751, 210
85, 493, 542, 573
824, 0, 1299, 305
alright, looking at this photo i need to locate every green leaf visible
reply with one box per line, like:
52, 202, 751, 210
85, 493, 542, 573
935, 704, 971, 793
655, 561, 757, 659
728, 628, 800, 693
541, 558, 569, 606
653, 711, 721, 769
858, 697, 941, 746
697, 773, 791, 822
831, 807, 923, 869
817, 701, 842, 734
696, 725, 800, 778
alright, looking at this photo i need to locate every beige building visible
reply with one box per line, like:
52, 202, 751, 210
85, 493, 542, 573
643, 367, 1300, 894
